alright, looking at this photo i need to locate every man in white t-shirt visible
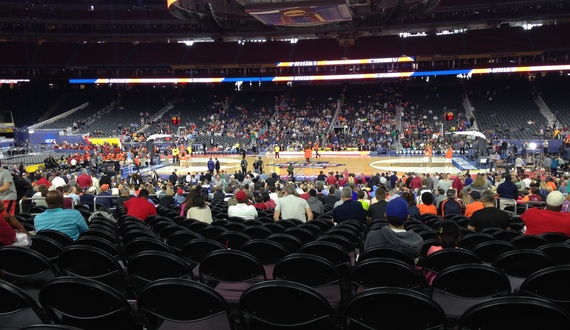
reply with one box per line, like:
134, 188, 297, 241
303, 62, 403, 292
228, 190, 258, 220
51, 172, 66, 188
274, 185, 313, 222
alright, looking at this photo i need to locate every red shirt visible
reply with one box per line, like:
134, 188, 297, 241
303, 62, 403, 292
124, 197, 157, 221
37, 177, 51, 187
452, 177, 464, 195
521, 208, 570, 237
77, 174, 93, 189
326, 176, 337, 186
528, 194, 542, 202
0, 213, 15, 246
253, 203, 268, 210
410, 177, 422, 190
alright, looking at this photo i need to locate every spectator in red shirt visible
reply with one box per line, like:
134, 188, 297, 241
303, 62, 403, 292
124, 189, 156, 221
0, 201, 27, 246
528, 187, 543, 202
262, 193, 276, 209
253, 195, 268, 210
37, 173, 51, 187
326, 172, 337, 186
452, 172, 465, 195
76, 169, 93, 190
410, 174, 422, 191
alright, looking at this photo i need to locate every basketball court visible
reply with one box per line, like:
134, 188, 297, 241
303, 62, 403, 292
149, 151, 486, 179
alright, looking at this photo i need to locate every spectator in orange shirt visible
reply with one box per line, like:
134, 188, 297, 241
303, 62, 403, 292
546, 178, 557, 192
417, 193, 437, 216
465, 191, 484, 218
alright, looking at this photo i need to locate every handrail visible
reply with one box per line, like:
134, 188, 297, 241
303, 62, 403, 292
92, 195, 120, 212
29, 102, 90, 129
19, 196, 75, 214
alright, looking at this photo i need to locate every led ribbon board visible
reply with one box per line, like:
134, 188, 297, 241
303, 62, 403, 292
69, 64, 570, 84
276, 57, 415, 66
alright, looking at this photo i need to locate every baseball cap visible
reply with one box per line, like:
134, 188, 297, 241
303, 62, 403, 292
100, 184, 109, 191
470, 191, 481, 200
385, 197, 409, 222
446, 189, 456, 198
235, 190, 248, 203
87, 186, 97, 193
177, 189, 184, 195
546, 191, 565, 207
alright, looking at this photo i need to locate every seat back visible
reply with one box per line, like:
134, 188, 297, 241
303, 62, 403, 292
120, 228, 158, 245
124, 237, 173, 257
39, 277, 137, 330
317, 235, 355, 254
431, 264, 511, 319
127, 251, 192, 294
519, 265, 570, 313
36, 230, 73, 247
357, 246, 415, 266
267, 233, 303, 253
29, 235, 64, 263
242, 226, 272, 239
299, 241, 351, 268
166, 231, 205, 253
73, 236, 121, 258
424, 249, 482, 274
510, 235, 549, 249
471, 240, 516, 263
59, 245, 129, 298
344, 287, 446, 330
180, 238, 226, 265
199, 250, 266, 283
460, 233, 496, 250
539, 232, 569, 244
215, 231, 251, 249
351, 258, 423, 292
283, 227, 315, 244
79, 228, 119, 244
0, 246, 58, 302
201, 225, 229, 240
240, 239, 289, 265
239, 280, 333, 330
537, 243, 570, 265
0, 279, 44, 329
492, 249, 555, 292
273, 253, 342, 308
240, 239, 289, 279
137, 279, 233, 330
458, 296, 570, 330
199, 250, 266, 303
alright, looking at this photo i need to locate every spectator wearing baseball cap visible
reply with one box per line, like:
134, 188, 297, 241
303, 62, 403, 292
174, 189, 186, 205
437, 189, 463, 217
464, 190, 484, 218
363, 197, 424, 260
97, 183, 114, 209
228, 190, 258, 220
521, 191, 570, 236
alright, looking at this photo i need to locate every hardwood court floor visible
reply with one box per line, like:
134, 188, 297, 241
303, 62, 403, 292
154, 153, 477, 178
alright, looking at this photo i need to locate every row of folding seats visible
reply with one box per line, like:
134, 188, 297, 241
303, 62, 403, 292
2, 260, 570, 329
3, 208, 570, 329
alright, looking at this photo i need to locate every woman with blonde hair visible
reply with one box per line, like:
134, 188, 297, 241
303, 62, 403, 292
466, 173, 491, 194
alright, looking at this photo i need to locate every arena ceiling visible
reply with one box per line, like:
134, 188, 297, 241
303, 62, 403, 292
0, 0, 568, 41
